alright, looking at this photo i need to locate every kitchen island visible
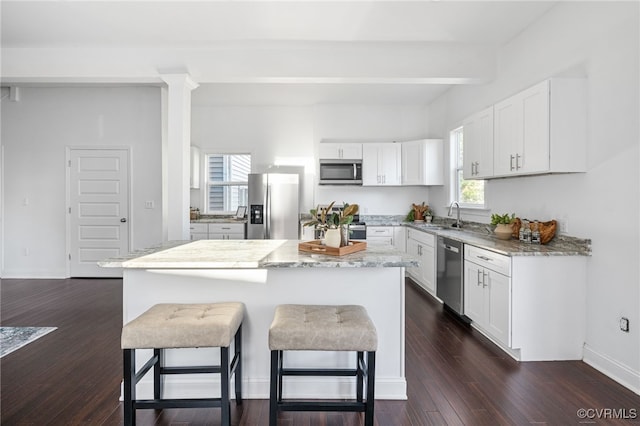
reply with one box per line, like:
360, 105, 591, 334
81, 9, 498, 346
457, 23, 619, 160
100, 239, 418, 400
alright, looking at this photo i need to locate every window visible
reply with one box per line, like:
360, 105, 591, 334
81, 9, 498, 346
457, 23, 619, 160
205, 154, 251, 214
451, 126, 485, 207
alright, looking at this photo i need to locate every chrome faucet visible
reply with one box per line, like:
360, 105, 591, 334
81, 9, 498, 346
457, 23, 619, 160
448, 201, 462, 228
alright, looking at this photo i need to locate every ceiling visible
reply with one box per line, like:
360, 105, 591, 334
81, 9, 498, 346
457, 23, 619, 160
1, 1, 558, 106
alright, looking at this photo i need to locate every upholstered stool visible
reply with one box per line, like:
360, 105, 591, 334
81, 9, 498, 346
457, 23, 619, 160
121, 302, 244, 426
268, 304, 377, 426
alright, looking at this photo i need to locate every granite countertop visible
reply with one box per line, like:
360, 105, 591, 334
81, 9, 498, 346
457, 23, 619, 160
361, 215, 591, 256
191, 217, 247, 224
99, 239, 419, 269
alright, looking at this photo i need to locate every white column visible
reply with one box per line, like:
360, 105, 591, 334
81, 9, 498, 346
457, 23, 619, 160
160, 73, 199, 241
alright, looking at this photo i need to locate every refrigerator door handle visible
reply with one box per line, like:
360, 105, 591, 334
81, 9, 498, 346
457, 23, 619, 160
265, 184, 271, 239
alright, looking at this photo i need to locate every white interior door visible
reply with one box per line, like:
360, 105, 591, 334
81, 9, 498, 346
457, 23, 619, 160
68, 148, 129, 277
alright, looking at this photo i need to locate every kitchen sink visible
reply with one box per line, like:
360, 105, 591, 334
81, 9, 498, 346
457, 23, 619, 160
419, 224, 444, 230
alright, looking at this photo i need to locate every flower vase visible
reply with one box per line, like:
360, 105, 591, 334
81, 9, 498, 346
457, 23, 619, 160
325, 228, 341, 248
340, 225, 349, 247
494, 223, 513, 240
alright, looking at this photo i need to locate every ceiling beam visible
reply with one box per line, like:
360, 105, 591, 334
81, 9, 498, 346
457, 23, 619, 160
0, 43, 496, 86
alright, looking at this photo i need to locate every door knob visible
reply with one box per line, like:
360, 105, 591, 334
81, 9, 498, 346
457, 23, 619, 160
120, 218, 127, 223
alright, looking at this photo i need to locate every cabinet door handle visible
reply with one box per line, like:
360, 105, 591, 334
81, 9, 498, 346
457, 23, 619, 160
516, 154, 522, 170
477, 255, 492, 261
477, 269, 483, 286
475, 162, 479, 175
510, 155, 515, 171
482, 271, 489, 288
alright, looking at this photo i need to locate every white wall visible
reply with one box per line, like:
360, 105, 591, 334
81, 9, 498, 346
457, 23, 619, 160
191, 103, 432, 215
426, 2, 640, 392
1, 86, 163, 278
313, 105, 431, 215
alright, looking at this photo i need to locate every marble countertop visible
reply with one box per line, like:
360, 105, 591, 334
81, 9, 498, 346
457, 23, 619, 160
99, 239, 419, 269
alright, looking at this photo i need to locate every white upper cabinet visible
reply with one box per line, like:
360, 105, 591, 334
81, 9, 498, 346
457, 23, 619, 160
319, 143, 363, 160
493, 78, 587, 178
401, 139, 444, 186
362, 143, 401, 186
462, 107, 494, 179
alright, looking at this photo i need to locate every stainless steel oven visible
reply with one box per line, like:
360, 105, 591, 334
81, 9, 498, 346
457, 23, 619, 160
313, 204, 366, 241
348, 223, 366, 240
314, 223, 366, 241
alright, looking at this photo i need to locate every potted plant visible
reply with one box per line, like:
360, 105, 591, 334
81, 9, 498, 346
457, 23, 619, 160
490, 213, 516, 240
410, 202, 431, 222
303, 202, 359, 248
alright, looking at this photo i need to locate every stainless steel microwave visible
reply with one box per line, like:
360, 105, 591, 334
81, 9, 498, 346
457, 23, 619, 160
319, 159, 363, 185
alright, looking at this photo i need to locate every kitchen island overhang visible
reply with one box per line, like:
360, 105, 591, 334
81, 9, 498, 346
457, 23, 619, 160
100, 239, 419, 400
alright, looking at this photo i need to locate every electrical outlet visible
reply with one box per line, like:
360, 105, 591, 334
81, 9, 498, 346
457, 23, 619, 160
558, 219, 569, 234
620, 317, 630, 333
144, 201, 154, 209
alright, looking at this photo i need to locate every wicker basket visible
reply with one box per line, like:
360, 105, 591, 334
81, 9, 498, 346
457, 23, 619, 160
538, 220, 557, 244
511, 218, 557, 244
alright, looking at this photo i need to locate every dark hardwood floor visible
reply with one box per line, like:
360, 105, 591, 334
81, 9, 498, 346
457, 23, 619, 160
1, 277, 638, 425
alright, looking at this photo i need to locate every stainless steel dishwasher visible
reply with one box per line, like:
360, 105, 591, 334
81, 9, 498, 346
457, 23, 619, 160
436, 236, 464, 316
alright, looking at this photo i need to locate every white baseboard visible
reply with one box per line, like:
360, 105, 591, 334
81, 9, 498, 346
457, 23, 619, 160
121, 376, 407, 401
583, 344, 640, 395
1, 270, 68, 279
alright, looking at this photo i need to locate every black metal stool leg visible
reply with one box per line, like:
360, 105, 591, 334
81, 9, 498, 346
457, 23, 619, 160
269, 350, 279, 426
357, 351, 364, 402
277, 350, 283, 402
234, 324, 243, 404
221, 346, 231, 426
123, 349, 136, 426
154, 348, 161, 400
365, 351, 376, 426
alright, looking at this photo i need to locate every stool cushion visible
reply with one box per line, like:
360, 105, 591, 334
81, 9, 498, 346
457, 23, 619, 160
121, 302, 244, 349
269, 304, 377, 352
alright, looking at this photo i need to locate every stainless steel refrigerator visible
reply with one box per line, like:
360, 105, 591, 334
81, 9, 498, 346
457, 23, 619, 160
247, 173, 300, 239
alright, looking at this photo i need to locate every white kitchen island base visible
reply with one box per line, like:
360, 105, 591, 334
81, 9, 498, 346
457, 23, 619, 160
108, 240, 417, 401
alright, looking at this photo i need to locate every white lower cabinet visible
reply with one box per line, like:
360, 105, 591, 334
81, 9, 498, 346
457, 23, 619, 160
189, 223, 209, 241
209, 223, 245, 240
463, 244, 587, 361
190, 222, 246, 240
366, 226, 393, 246
366, 226, 406, 250
393, 226, 406, 252
406, 229, 436, 295
464, 246, 511, 347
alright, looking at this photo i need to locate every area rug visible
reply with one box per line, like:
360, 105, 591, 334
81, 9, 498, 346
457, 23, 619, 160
0, 327, 57, 358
